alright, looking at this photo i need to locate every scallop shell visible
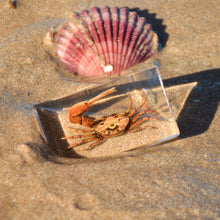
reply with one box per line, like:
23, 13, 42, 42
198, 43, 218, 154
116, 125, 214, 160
44, 6, 158, 77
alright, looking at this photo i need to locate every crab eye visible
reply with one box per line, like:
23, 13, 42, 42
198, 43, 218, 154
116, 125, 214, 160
107, 124, 118, 130
110, 124, 115, 128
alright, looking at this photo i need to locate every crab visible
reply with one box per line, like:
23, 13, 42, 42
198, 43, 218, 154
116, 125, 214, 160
62, 87, 158, 150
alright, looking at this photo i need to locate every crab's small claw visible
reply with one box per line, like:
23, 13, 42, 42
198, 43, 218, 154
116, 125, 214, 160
68, 101, 90, 117
68, 87, 117, 125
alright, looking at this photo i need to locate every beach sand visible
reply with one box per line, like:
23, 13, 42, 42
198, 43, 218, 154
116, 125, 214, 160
0, 0, 219, 219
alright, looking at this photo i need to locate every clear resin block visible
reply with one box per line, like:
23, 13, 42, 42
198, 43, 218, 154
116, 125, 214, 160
34, 67, 180, 159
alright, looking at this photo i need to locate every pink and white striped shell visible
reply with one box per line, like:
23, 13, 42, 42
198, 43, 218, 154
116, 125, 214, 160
44, 6, 158, 77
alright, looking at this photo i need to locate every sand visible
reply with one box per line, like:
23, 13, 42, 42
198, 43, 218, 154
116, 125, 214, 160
0, 0, 219, 219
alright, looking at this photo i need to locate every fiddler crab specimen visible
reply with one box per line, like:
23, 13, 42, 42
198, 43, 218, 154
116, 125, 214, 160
62, 87, 158, 151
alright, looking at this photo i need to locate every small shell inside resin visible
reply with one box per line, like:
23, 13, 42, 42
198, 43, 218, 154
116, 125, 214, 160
44, 6, 158, 77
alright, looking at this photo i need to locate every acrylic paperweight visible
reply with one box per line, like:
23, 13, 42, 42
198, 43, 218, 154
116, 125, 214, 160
34, 67, 180, 159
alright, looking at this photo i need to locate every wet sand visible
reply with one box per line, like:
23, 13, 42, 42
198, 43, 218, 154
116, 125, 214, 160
0, 0, 219, 219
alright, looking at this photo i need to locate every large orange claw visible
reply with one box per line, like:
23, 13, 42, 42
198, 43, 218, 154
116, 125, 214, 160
68, 87, 117, 125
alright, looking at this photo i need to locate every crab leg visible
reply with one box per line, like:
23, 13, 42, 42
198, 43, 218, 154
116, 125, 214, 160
129, 112, 155, 128
128, 95, 148, 117
78, 139, 104, 151
124, 93, 133, 114
128, 118, 157, 132
61, 131, 96, 140
67, 137, 98, 148
128, 108, 159, 132
87, 87, 117, 106
130, 108, 158, 124
68, 127, 94, 133
127, 89, 159, 130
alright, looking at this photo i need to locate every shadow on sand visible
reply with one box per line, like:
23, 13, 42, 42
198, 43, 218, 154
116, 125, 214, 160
130, 7, 169, 49
164, 68, 220, 138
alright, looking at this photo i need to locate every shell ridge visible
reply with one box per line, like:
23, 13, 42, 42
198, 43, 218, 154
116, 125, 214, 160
131, 30, 155, 66
119, 11, 137, 73
80, 13, 104, 76
80, 10, 106, 75
101, 6, 114, 74
56, 32, 86, 74
123, 16, 146, 70
80, 10, 101, 58
91, 7, 110, 68
60, 28, 96, 75
58, 26, 103, 76
81, 9, 106, 69
111, 7, 119, 74
117, 7, 129, 74
67, 15, 103, 75
69, 14, 100, 59
129, 24, 152, 66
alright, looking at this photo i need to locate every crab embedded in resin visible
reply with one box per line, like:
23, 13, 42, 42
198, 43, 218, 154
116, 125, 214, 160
62, 87, 159, 150
44, 6, 158, 77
